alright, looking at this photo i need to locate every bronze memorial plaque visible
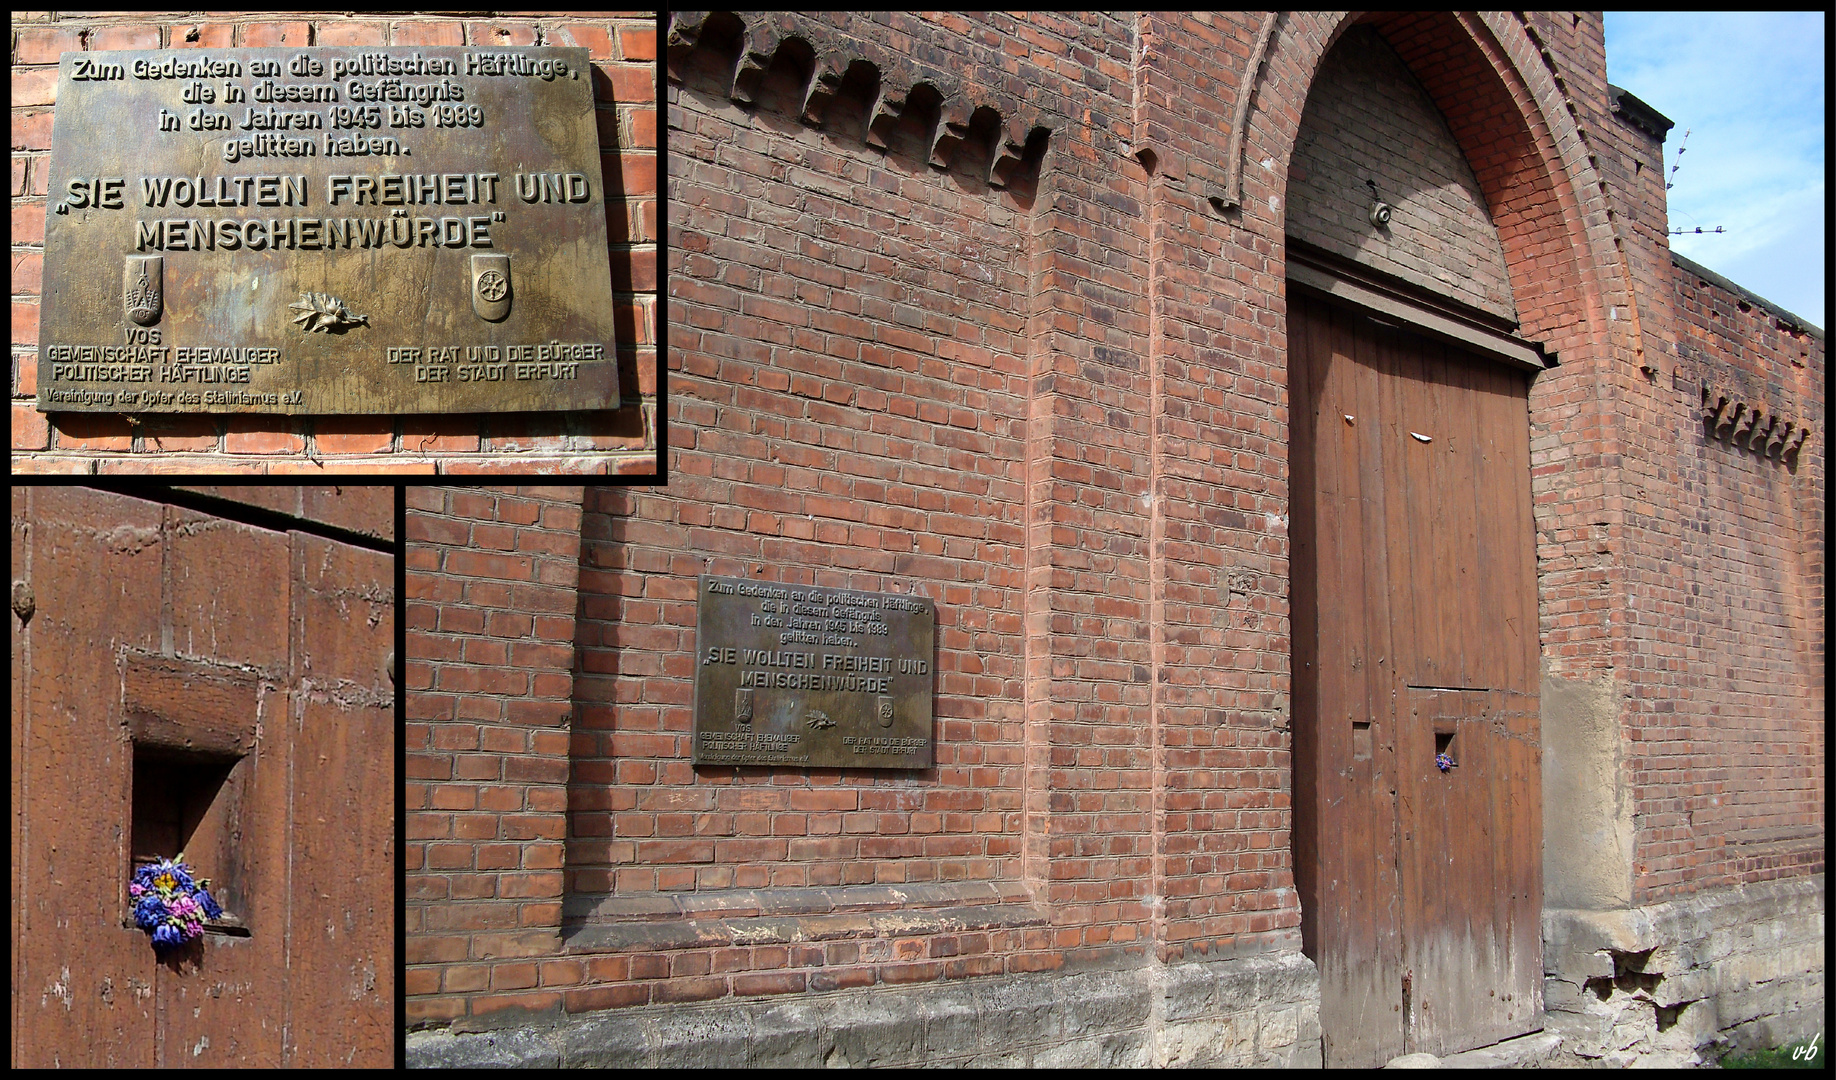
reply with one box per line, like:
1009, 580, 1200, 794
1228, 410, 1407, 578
693, 576, 936, 769
38, 47, 619, 414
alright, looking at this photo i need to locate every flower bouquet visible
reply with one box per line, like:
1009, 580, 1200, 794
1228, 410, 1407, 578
130, 855, 224, 950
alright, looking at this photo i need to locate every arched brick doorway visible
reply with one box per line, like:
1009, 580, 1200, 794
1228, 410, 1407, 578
1272, 12, 1618, 1068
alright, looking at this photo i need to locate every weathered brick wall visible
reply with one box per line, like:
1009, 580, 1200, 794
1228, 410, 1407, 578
404, 485, 586, 1026
1546, 14, 1826, 903
1288, 25, 1516, 320
565, 483, 1044, 1007
659, 8, 1181, 1010
1638, 258, 1824, 896
1131, 12, 1308, 967
10, 11, 657, 474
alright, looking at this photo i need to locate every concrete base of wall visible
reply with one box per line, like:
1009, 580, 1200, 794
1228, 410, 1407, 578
405, 951, 1321, 1068
1542, 874, 1824, 1067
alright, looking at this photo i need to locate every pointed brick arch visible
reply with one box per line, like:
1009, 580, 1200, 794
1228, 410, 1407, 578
1249, 11, 1632, 371
1371, 12, 1624, 363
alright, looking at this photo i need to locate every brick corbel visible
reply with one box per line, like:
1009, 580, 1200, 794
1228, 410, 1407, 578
668, 10, 1054, 192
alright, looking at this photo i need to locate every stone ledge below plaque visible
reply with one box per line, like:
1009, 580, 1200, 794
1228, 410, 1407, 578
561, 881, 1046, 953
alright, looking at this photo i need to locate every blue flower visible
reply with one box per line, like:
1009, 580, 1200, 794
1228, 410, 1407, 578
198, 889, 224, 920
151, 922, 185, 949
134, 895, 167, 930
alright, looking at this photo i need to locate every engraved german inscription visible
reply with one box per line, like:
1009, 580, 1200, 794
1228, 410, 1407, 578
693, 576, 936, 769
38, 47, 620, 414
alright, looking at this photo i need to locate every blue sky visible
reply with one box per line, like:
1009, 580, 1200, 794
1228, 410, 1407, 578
1603, 11, 1826, 328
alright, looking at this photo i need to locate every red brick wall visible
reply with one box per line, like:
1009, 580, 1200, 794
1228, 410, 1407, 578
404, 485, 586, 1025
1634, 259, 1825, 897
1542, 12, 1826, 901
11, 12, 657, 474
639, 8, 1169, 1011
564, 486, 1048, 1006
601, 7, 1614, 1018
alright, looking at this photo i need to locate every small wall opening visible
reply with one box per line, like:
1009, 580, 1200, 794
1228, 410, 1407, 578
130, 743, 251, 935
132, 748, 231, 861
1352, 720, 1373, 760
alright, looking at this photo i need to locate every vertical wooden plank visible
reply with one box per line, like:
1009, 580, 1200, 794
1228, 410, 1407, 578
283, 533, 397, 1067
1311, 297, 1357, 1062
1398, 687, 1430, 1050
1289, 292, 1323, 970
1350, 305, 1407, 1063
1318, 298, 1358, 856
1325, 300, 1400, 1066
1395, 336, 1543, 1057
1497, 363, 1545, 1030
1426, 341, 1463, 687
1462, 364, 1542, 1038
1409, 338, 1446, 688
1310, 295, 1369, 1064
1439, 347, 1484, 689
1391, 323, 1442, 688
1509, 689, 1545, 1030
1298, 295, 1407, 1068
9, 486, 20, 1070
1490, 362, 1543, 1034
156, 510, 291, 1068
1406, 334, 1450, 687
1350, 305, 1402, 966
1463, 685, 1499, 1045
1470, 359, 1534, 693
1498, 368, 1540, 691
1466, 363, 1509, 690
15, 490, 164, 1067
1382, 317, 1428, 1061
1495, 690, 1543, 1035
1379, 313, 1431, 1062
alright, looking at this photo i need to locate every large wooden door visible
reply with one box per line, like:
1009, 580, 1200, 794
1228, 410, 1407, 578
1289, 290, 1542, 1067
